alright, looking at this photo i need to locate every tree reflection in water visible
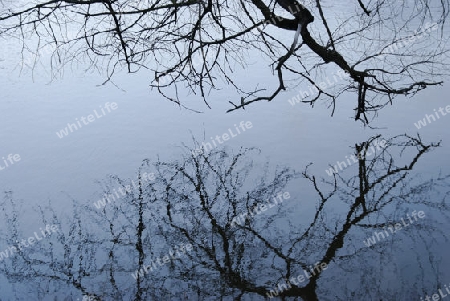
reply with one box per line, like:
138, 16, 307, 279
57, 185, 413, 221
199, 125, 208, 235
0, 134, 448, 301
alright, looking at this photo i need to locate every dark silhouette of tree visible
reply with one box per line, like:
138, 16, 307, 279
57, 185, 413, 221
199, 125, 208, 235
151, 135, 450, 300
0, 135, 449, 300
0, 1, 448, 122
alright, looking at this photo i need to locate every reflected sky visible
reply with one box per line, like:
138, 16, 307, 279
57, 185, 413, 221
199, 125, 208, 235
0, 0, 449, 300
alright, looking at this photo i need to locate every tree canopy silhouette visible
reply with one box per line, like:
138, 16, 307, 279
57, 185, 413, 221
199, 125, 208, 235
0, 0, 448, 122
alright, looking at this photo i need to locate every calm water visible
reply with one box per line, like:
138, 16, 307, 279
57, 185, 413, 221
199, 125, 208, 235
0, 1, 449, 300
